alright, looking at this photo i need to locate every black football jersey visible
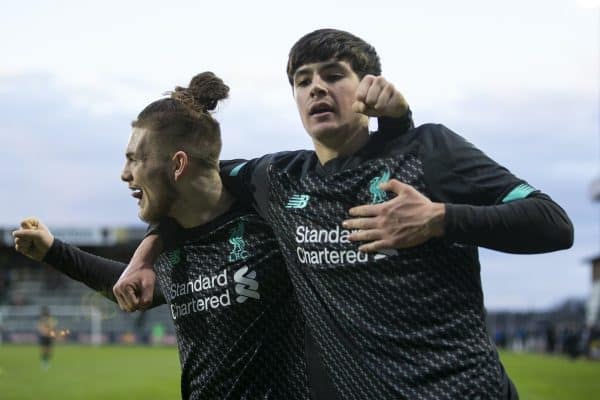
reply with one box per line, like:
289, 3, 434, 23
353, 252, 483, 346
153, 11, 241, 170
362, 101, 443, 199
221, 116, 570, 399
153, 210, 309, 400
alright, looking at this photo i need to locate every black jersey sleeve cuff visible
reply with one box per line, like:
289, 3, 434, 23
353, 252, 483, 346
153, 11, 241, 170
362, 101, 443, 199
43, 237, 65, 266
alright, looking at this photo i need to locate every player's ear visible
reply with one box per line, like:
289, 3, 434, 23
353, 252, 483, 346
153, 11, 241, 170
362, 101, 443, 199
172, 151, 189, 181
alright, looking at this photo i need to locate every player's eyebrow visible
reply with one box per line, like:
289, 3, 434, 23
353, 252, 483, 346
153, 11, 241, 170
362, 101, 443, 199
293, 67, 312, 80
293, 61, 345, 81
318, 61, 345, 72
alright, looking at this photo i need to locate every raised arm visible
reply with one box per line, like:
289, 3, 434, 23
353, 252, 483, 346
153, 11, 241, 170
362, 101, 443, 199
12, 218, 165, 306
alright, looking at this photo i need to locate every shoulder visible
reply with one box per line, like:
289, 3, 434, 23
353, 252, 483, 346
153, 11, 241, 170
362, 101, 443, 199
374, 122, 468, 160
411, 123, 470, 152
220, 206, 271, 231
398, 123, 483, 166
224, 149, 313, 176
263, 149, 314, 171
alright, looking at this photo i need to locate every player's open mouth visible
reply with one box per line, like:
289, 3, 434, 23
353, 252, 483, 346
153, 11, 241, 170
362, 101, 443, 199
309, 102, 335, 117
130, 187, 143, 202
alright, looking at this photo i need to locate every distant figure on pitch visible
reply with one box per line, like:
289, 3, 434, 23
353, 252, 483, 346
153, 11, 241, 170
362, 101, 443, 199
37, 306, 57, 370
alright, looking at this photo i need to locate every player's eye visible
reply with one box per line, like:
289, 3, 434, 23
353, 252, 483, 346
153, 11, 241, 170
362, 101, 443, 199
126, 156, 141, 166
326, 73, 344, 82
295, 78, 310, 87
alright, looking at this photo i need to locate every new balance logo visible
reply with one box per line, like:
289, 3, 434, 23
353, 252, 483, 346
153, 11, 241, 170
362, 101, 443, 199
285, 194, 310, 209
234, 266, 260, 303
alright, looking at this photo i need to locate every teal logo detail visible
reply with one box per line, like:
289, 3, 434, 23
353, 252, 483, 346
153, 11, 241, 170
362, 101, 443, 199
369, 169, 391, 204
167, 249, 182, 266
502, 184, 536, 203
229, 221, 249, 262
229, 161, 247, 177
285, 194, 310, 209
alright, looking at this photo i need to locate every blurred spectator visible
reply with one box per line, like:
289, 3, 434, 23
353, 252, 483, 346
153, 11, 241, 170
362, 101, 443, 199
0, 267, 11, 304
512, 327, 527, 352
134, 311, 150, 344
38, 306, 57, 369
494, 329, 507, 349
563, 326, 580, 359
545, 324, 556, 354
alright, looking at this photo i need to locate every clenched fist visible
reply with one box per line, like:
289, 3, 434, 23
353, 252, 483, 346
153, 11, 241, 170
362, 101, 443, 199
12, 217, 54, 261
352, 75, 408, 118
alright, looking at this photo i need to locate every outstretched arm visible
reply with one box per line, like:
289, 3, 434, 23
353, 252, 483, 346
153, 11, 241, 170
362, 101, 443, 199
13, 218, 164, 306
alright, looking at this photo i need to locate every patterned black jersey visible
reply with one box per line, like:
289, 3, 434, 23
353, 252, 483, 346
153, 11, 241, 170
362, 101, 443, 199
222, 116, 571, 399
153, 209, 309, 400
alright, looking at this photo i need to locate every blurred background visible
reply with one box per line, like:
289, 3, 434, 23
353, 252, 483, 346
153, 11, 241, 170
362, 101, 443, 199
1, 0, 599, 398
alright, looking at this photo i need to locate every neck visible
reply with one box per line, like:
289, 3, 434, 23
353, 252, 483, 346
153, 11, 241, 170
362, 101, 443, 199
313, 125, 370, 165
169, 172, 235, 228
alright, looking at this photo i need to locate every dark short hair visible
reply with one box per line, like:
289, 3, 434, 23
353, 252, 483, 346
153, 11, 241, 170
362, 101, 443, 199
286, 28, 381, 85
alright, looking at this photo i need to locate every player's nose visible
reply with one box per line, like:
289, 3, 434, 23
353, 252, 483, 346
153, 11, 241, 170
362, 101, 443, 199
121, 165, 132, 182
310, 76, 327, 98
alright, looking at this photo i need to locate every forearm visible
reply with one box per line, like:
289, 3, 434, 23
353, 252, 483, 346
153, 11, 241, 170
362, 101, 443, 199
444, 194, 574, 253
111, 234, 166, 309
43, 239, 127, 303
128, 233, 163, 272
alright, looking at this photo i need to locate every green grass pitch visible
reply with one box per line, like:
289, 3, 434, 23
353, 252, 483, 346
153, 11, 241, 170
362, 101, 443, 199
0, 346, 599, 399
0, 345, 181, 399
500, 351, 600, 399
